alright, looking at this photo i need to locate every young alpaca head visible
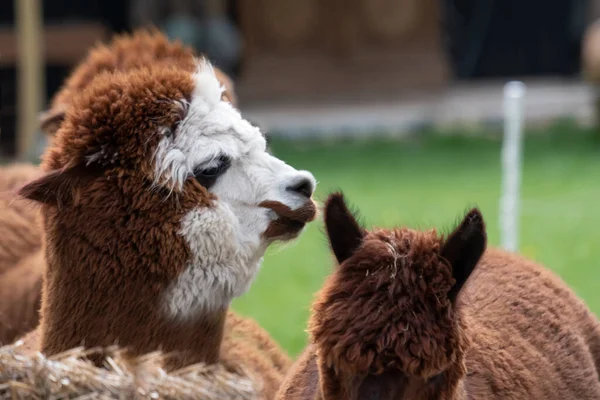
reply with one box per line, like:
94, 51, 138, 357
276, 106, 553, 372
19, 60, 316, 365
310, 194, 486, 400
40, 28, 238, 136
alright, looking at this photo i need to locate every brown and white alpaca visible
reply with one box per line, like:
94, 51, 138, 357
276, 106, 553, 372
3, 30, 288, 394
0, 29, 238, 346
276, 193, 600, 400
16, 60, 316, 393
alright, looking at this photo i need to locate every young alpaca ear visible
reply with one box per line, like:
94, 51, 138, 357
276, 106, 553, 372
441, 208, 487, 303
39, 106, 66, 136
18, 166, 93, 207
324, 193, 366, 265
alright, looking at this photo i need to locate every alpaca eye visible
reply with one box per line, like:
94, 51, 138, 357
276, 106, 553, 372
198, 165, 221, 177
192, 156, 231, 189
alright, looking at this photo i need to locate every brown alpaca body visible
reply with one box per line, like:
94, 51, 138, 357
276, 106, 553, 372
0, 164, 43, 276
222, 312, 293, 396
15, 60, 316, 399
0, 164, 44, 345
0, 29, 238, 345
0, 250, 44, 346
459, 247, 600, 399
277, 194, 600, 400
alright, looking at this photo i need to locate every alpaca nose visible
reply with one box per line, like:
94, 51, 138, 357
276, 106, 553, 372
286, 177, 315, 198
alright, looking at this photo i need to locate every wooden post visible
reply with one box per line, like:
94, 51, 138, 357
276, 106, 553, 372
15, 0, 45, 158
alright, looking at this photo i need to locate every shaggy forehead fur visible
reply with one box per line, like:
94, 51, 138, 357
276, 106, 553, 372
45, 64, 197, 177
42, 29, 237, 136
37, 63, 213, 280
310, 227, 463, 379
49, 29, 197, 111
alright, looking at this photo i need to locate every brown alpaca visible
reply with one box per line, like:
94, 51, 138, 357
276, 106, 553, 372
0, 164, 44, 345
0, 164, 43, 275
0, 29, 238, 346
15, 62, 316, 398
276, 193, 600, 400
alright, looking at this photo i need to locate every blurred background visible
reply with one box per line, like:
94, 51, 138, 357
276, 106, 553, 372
1, 0, 600, 355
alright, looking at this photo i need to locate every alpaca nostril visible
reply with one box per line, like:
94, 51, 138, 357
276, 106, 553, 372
286, 178, 314, 198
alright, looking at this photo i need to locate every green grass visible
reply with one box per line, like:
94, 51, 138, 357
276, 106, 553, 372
231, 122, 600, 356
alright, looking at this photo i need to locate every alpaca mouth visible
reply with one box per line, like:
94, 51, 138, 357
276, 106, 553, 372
259, 200, 317, 239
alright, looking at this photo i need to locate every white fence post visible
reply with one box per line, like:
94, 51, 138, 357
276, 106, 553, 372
500, 81, 526, 252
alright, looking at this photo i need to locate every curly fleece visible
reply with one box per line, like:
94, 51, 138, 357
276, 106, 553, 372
276, 194, 600, 400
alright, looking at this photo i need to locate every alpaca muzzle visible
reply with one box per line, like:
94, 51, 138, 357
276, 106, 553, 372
259, 200, 318, 239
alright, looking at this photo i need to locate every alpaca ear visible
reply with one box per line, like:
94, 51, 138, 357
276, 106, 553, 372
18, 165, 94, 207
39, 107, 66, 136
441, 208, 487, 303
324, 193, 365, 265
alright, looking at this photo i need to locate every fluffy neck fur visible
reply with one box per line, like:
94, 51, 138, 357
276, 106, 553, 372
37, 175, 228, 370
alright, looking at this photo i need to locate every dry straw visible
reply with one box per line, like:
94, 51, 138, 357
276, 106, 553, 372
0, 341, 260, 399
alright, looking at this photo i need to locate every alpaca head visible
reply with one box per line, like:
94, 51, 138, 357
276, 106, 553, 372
20, 60, 316, 322
310, 193, 486, 399
40, 29, 238, 136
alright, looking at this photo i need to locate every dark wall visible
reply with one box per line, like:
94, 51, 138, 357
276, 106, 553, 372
0, 1, 129, 32
442, 0, 588, 79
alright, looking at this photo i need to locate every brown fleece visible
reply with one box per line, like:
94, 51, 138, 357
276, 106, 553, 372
0, 28, 239, 345
0, 164, 44, 345
0, 250, 44, 346
221, 311, 293, 398
16, 326, 41, 353
276, 193, 600, 400
12, 64, 292, 400
224, 311, 293, 373
0, 164, 43, 275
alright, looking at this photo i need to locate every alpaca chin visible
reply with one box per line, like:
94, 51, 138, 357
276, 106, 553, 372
161, 202, 266, 321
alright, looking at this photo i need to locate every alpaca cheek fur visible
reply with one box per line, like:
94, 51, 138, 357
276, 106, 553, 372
163, 203, 267, 320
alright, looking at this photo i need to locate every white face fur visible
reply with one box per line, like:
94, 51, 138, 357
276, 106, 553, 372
156, 61, 317, 320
